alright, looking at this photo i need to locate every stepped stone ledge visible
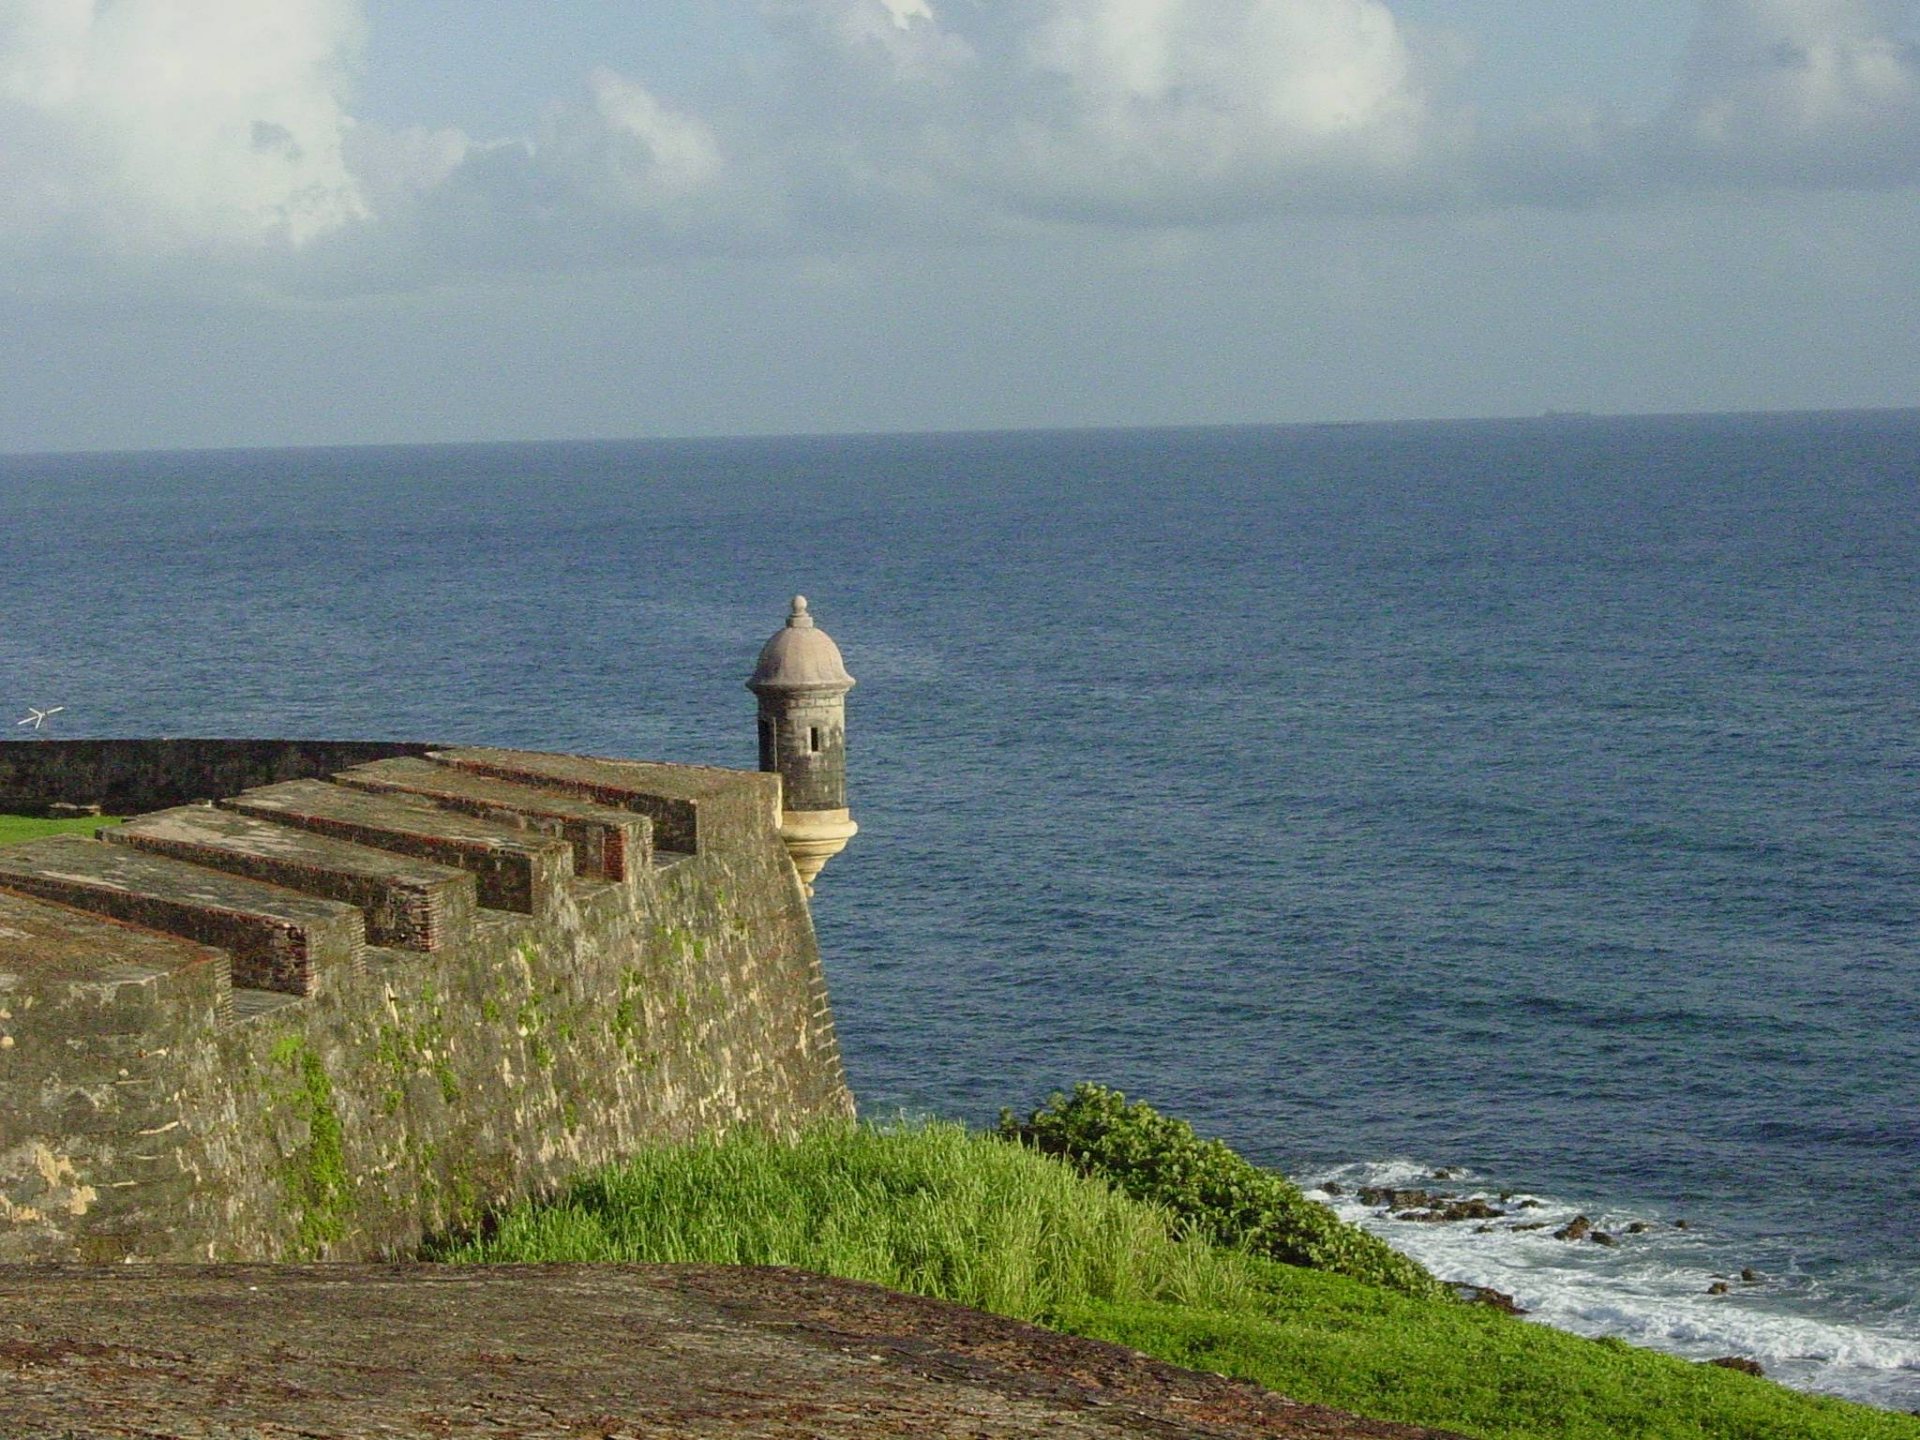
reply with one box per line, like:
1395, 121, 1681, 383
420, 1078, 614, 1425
332, 754, 653, 882
221, 778, 578, 919
431, 745, 755, 856
0, 740, 849, 1265
107, 804, 478, 953
0, 835, 366, 998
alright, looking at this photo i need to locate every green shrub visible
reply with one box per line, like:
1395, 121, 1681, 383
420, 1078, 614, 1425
996, 1083, 1447, 1300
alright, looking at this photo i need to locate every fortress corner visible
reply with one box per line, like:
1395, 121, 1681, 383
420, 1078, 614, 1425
0, 734, 855, 1263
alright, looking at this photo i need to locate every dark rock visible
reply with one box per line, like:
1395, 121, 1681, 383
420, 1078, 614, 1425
1322, 1181, 1345, 1197
1708, 1282, 1730, 1296
1625, 1222, 1648, 1234
1706, 1356, 1766, 1377
1590, 1232, 1617, 1247
1431, 1168, 1459, 1181
1740, 1268, 1760, 1284
1518, 1199, 1543, 1209
1361, 1187, 1438, 1210
1442, 1199, 1504, 1222
1674, 1219, 1690, 1230
1510, 1222, 1550, 1232
1398, 1199, 1507, 1224
1554, 1216, 1593, 1242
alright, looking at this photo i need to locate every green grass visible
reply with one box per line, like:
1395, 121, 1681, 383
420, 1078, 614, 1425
420, 1122, 1920, 1440
422, 1121, 1252, 1318
0, 813, 119, 845
1000, 1083, 1446, 1298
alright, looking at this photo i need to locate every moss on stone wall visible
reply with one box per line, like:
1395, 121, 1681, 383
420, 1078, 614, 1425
268, 1035, 351, 1260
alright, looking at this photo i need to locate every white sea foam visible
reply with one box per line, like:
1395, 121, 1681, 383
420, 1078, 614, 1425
1297, 1159, 1920, 1412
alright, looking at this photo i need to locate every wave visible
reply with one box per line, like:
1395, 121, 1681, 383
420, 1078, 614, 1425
1298, 1158, 1920, 1412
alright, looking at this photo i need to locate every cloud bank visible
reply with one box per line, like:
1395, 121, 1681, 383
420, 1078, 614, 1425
2, 0, 1918, 283
766, 0, 1461, 226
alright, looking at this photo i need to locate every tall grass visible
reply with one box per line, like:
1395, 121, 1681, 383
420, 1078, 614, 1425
421, 1122, 1920, 1440
424, 1120, 1258, 1321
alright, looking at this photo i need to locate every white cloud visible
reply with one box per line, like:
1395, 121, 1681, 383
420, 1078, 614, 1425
1004, 0, 1452, 218
364, 68, 735, 273
0, 0, 736, 282
879, 0, 935, 29
1490, 0, 1920, 201
555, 68, 725, 199
0, 0, 368, 255
765, 0, 1465, 227
10, 0, 1920, 291
1657, 0, 1920, 183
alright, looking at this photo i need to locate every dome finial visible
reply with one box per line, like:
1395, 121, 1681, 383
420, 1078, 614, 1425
789, 595, 814, 628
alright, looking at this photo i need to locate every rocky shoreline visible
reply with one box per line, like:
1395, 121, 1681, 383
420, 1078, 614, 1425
1320, 1172, 1777, 1376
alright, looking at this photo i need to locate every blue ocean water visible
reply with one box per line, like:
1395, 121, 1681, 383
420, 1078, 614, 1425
2, 411, 1916, 1406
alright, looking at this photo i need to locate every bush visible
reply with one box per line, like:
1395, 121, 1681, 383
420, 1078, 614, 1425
996, 1083, 1448, 1301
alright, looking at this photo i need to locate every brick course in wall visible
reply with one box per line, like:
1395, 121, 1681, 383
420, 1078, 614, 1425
0, 742, 854, 1263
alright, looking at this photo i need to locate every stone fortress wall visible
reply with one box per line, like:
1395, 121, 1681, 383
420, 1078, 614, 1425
0, 738, 854, 1262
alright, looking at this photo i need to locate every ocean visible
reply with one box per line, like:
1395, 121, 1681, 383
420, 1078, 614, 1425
2, 410, 1916, 1408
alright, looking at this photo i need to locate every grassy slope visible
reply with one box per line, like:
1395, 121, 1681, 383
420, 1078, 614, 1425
420, 1123, 1920, 1440
0, 814, 119, 845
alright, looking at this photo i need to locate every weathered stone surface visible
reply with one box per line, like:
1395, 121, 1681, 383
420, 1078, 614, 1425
0, 1264, 1469, 1439
0, 893, 232, 1261
110, 805, 477, 952
433, 747, 765, 855
0, 744, 852, 1264
0, 739, 433, 816
0, 836, 366, 998
223, 779, 576, 917
334, 756, 652, 881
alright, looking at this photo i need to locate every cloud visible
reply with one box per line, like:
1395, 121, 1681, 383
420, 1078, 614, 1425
1490, 0, 1920, 201
343, 67, 738, 276
0, 0, 367, 256
1003, 0, 1458, 219
879, 0, 935, 29
767, 0, 1466, 226
8, 0, 1920, 293
1657, 0, 1920, 184
0, 0, 733, 280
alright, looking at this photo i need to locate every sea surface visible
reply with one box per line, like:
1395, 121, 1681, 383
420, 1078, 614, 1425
2, 412, 1916, 1408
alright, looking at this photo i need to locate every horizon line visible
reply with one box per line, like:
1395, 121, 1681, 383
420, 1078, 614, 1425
6, 402, 1919, 463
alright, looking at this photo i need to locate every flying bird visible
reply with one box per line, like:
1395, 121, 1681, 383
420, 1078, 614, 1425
16, 706, 65, 730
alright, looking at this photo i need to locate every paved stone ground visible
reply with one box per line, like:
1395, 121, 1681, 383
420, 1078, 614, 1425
0, 1264, 1467, 1439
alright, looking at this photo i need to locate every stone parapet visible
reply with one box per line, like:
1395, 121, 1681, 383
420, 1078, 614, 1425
0, 739, 434, 817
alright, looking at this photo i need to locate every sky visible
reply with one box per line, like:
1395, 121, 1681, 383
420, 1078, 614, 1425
2, 0, 1918, 452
